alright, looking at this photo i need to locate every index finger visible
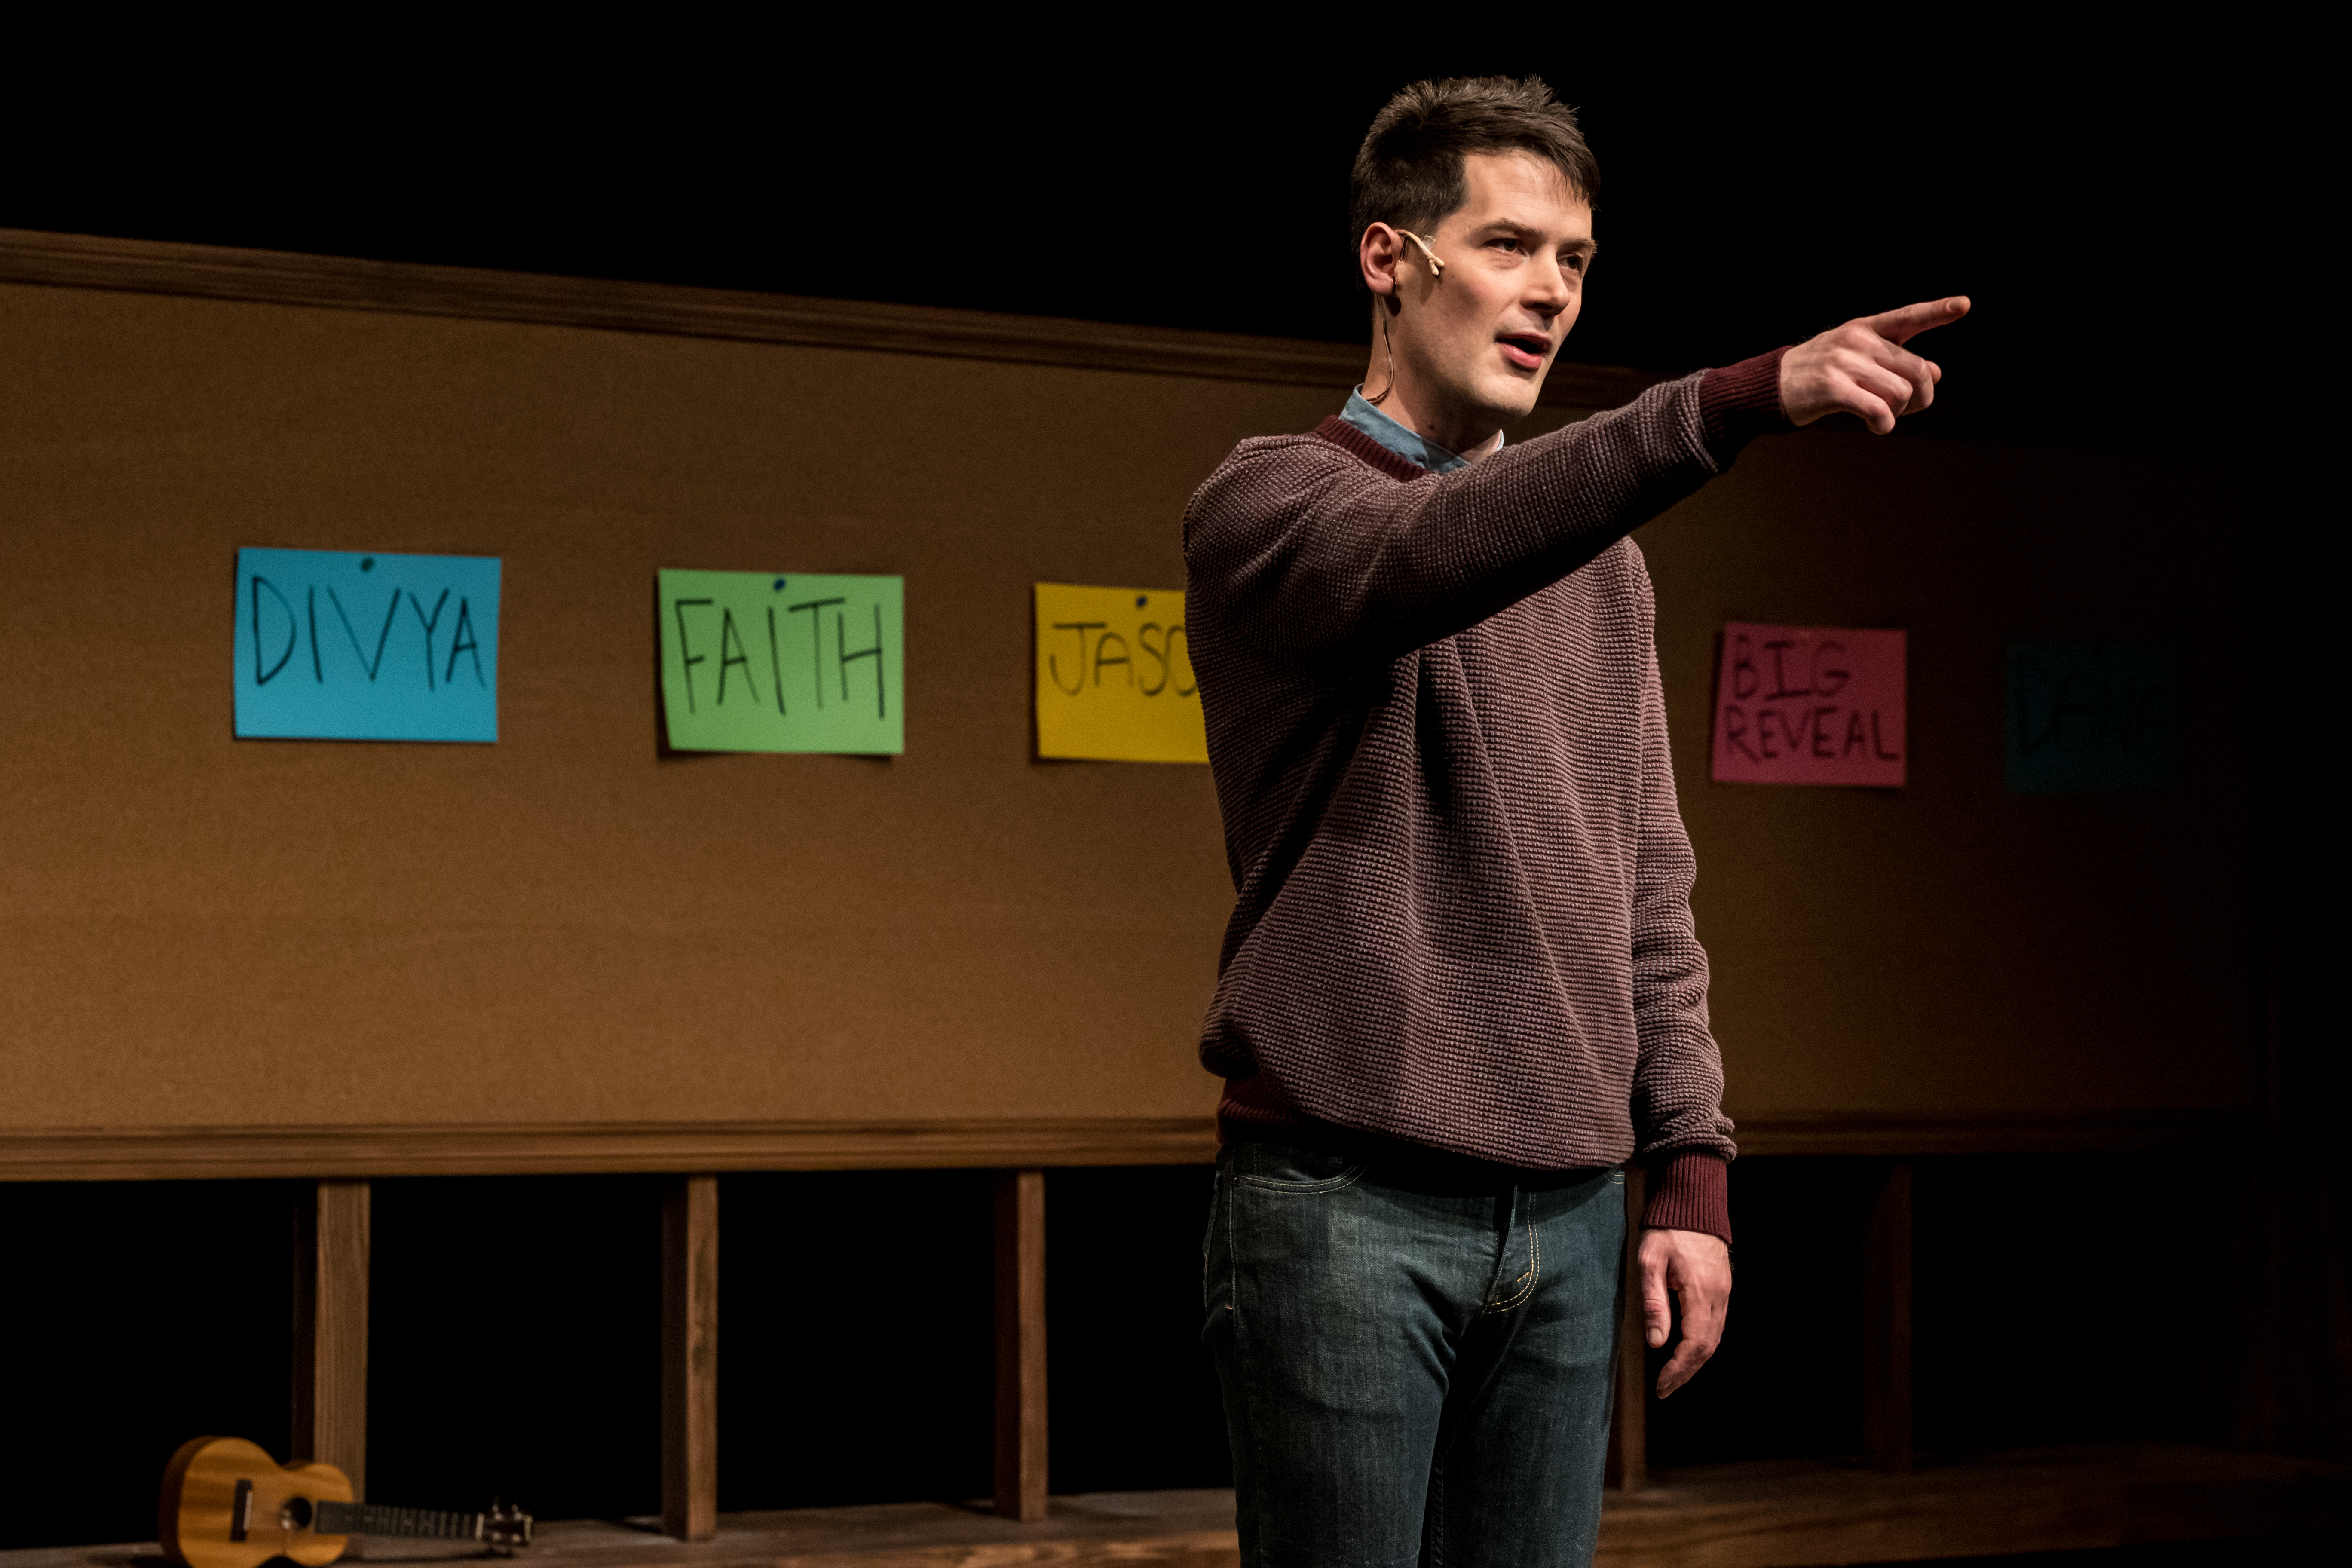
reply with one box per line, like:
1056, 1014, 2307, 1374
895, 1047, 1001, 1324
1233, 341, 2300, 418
1864, 295, 1971, 346
1656, 1341, 1704, 1398
1656, 1272, 1728, 1398
1655, 1314, 1716, 1397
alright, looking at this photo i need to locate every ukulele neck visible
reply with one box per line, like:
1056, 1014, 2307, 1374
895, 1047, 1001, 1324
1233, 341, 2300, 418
313, 1502, 483, 1541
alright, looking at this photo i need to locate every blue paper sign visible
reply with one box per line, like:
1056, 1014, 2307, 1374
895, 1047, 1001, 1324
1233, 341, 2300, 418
2005, 642, 2177, 793
233, 548, 501, 742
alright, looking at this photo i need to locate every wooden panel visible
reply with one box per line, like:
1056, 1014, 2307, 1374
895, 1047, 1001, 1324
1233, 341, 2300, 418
1596, 1445, 2352, 1567
0, 228, 1656, 412
1606, 1164, 1650, 1492
0, 1118, 1221, 1180
662, 1175, 719, 1541
1861, 1160, 1914, 1472
17, 1450, 2336, 1568
993, 1169, 1048, 1521
290, 1178, 369, 1498
0, 1110, 2246, 1181
0, 231, 2263, 1145
1729, 1111, 2257, 1158
0, 276, 1352, 1139
250, 1490, 1243, 1568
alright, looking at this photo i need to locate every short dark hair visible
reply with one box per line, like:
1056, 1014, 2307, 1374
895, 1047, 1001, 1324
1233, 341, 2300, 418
1348, 76, 1598, 282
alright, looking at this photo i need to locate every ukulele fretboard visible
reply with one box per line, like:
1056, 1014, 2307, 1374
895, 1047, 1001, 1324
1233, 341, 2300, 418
313, 1501, 483, 1540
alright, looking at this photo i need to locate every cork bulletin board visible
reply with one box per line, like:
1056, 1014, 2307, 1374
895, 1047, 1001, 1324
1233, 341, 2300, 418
0, 241, 2259, 1170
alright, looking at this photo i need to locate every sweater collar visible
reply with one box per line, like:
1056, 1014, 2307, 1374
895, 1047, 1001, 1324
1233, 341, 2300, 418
1338, 387, 1501, 475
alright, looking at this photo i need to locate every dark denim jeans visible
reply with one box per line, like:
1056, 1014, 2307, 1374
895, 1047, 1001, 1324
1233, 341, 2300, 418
1203, 1138, 1625, 1568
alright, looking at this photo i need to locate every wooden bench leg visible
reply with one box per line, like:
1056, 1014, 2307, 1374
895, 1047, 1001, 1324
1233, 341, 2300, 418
1864, 1158, 1915, 1473
293, 1178, 371, 1501
1606, 1163, 1649, 1492
663, 1174, 719, 1541
994, 1168, 1048, 1521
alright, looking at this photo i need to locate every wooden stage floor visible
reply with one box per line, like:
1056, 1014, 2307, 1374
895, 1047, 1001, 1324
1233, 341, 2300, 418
14, 1445, 2343, 1568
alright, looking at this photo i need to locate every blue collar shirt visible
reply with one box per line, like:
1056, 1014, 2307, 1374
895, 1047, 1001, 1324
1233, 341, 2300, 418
1337, 387, 1502, 475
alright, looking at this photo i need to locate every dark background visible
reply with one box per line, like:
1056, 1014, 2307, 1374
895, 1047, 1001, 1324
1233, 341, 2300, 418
2, 24, 2337, 1556
0, 28, 2321, 448
0, 1155, 2253, 1544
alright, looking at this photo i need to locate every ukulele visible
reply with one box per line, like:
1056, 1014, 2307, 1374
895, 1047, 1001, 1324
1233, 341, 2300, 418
160, 1436, 533, 1568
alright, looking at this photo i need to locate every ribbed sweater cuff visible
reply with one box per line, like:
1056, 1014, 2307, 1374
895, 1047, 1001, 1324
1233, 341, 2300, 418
1698, 348, 1792, 464
1644, 1150, 1732, 1247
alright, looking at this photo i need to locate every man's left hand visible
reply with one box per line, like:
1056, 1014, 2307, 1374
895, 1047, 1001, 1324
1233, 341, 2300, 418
1639, 1226, 1731, 1398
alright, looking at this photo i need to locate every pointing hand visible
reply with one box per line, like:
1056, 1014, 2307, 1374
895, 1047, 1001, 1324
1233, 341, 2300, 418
1780, 297, 1971, 435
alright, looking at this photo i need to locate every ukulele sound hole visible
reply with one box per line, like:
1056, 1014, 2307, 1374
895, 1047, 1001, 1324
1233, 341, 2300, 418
281, 1497, 313, 1529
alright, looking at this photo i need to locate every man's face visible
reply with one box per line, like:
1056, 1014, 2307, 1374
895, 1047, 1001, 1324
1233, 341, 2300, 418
1370, 151, 1594, 444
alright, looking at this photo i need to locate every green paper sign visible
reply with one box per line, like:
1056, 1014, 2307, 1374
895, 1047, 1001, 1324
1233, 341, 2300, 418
658, 569, 904, 754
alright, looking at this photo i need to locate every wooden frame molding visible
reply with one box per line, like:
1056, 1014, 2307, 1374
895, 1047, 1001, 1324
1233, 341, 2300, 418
1862, 1159, 1916, 1473
291, 1179, 370, 1498
1605, 1164, 1650, 1493
0, 227, 1660, 411
0, 1109, 2250, 1182
1729, 1110, 2255, 1158
993, 1170, 1050, 1522
0, 1118, 1224, 1181
661, 1176, 719, 1542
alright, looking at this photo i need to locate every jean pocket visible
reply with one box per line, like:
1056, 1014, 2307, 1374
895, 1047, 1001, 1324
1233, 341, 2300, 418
1232, 1141, 1369, 1193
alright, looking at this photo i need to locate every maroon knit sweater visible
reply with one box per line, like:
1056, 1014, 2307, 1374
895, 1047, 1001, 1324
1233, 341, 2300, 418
1181, 352, 1788, 1245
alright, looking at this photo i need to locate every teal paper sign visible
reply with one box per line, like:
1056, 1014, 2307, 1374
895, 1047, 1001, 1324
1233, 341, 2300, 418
2005, 642, 2177, 793
658, 569, 904, 755
234, 548, 500, 742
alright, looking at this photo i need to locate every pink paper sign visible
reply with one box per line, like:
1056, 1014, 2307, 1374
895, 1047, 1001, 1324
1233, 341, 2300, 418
1711, 623, 1906, 787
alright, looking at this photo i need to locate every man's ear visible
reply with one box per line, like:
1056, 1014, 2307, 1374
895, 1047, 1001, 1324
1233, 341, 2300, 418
1359, 224, 1403, 300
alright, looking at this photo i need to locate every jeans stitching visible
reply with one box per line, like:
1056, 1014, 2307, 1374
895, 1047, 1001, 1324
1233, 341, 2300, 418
1233, 1161, 1369, 1195
1484, 1192, 1541, 1314
1219, 1164, 1260, 1568
1202, 1170, 1216, 1305
1426, 1458, 1447, 1568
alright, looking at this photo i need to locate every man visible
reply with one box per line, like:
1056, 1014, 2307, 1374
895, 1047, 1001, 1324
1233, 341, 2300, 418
1184, 76, 1963, 1565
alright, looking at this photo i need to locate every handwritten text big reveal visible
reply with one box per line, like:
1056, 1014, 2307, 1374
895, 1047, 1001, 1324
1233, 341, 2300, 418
1710, 622, 1905, 787
658, 569, 904, 755
1033, 583, 1207, 763
233, 548, 500, 742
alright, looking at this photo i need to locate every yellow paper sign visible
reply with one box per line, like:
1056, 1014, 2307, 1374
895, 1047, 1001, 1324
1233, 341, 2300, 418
1034, 583, 1207, 763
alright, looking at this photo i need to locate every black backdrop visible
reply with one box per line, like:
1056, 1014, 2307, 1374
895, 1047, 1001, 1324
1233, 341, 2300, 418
0, 25, 2321, 447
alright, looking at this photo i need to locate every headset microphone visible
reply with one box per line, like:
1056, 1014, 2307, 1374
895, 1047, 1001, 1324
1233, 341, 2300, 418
1367, 229, 1449, 405
1396, 230, 1448, 279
